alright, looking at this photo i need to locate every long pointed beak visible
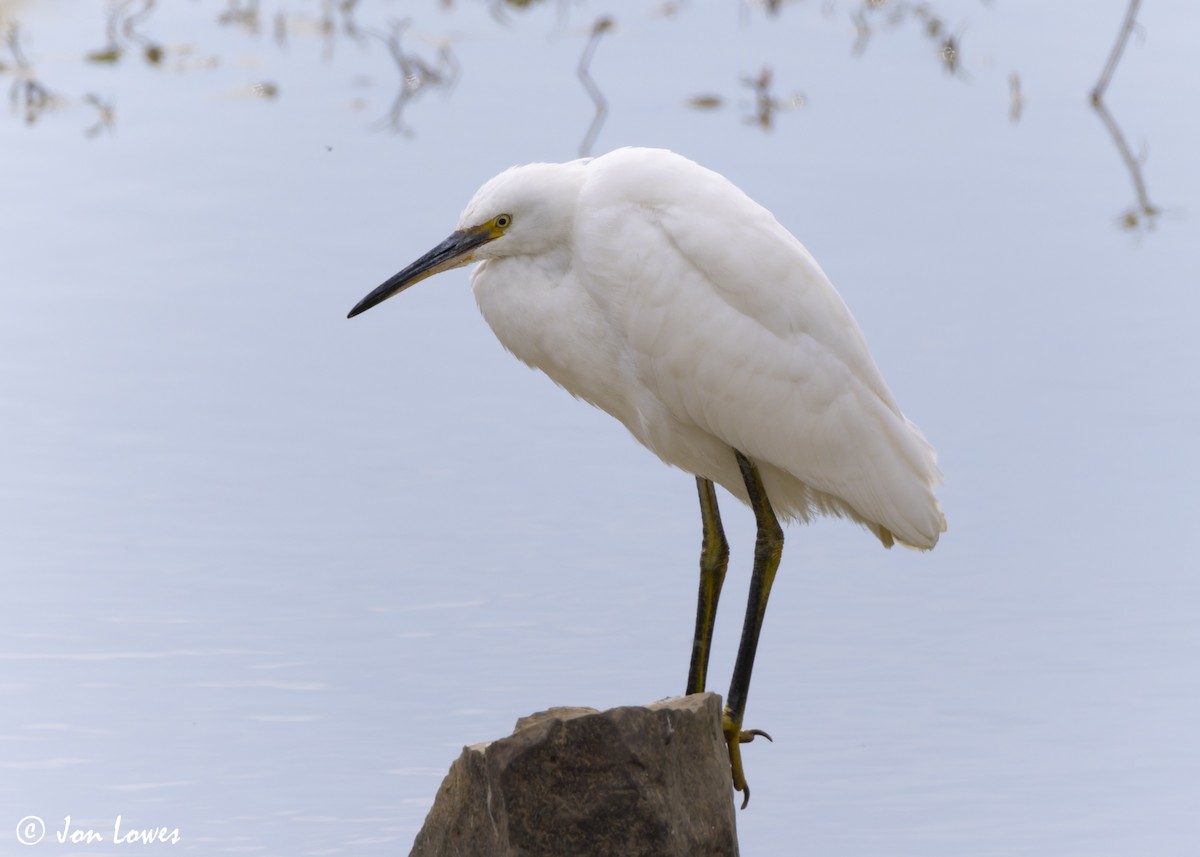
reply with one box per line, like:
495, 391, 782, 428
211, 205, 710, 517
347, 226, 496, 319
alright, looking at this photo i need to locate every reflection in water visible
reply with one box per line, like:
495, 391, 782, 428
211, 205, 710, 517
1090, 0, 1159, 232
3, 0, 977, 141
372, 18, 459, 136
576, 16, 612, 157
274, 0, 366, 61
326, 0, 365, 49
5, 21, 60, 124
218, 0, 262, 36
686, 94, 724, 110
1091, 98, 1160, 233
0, 0, 1173, 232
851, 0, 968, 78
1008, 73, 1025, 124
937, 31, 964, 78
741, 66, 804, 132
1091, 0, 1140, 104
683, 68, 804, 132
89, 0, 163, 66
82, 93, 116, 137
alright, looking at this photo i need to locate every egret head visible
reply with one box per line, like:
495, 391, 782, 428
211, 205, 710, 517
347, 160, 585, 319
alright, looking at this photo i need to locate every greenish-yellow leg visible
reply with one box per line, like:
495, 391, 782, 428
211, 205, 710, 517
686, 477, 729, 696
724, 449, 783, 809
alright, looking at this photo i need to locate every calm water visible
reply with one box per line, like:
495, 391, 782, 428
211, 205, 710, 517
3, 1, 1199, 854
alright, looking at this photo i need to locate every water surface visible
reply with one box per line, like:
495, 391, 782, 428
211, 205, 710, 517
2, 1, 1198, 854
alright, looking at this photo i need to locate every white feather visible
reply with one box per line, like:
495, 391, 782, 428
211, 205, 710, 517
464, 147, 944, 548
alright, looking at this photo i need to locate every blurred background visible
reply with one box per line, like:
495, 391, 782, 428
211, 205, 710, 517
2, 0, 1198, 854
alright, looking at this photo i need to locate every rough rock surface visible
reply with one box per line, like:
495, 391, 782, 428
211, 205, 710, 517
408, 693, 739, 857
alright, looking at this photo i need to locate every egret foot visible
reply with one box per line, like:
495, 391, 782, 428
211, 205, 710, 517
722, 707, 773, 809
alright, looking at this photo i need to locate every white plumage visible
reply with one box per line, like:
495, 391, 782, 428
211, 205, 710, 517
348, 146, 945, 804
462, 147, 945, 549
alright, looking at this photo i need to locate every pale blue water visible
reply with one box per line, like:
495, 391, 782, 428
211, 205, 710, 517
2, 1, 1199, 854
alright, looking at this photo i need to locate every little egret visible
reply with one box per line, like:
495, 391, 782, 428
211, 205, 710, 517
348, 147, 945, 806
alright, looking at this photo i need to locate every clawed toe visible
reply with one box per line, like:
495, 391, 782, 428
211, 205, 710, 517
722, 709, 773, 809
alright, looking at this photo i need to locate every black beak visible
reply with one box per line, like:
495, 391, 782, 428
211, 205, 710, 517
347, 227, 496, 319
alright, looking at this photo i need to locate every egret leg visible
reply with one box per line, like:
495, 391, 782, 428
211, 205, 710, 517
686, 477, 730, 696
724, 449, 782, 809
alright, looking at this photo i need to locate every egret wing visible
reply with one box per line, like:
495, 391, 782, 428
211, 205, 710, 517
577, 149, 944, 547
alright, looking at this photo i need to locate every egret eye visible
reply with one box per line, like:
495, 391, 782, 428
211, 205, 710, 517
495, 214, 512, 229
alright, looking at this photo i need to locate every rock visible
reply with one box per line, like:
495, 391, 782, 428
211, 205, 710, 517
408, 692, 739, 857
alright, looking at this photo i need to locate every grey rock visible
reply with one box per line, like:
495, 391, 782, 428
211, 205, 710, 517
408, 692, 739, 857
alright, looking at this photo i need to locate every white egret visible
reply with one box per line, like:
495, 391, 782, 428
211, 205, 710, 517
348, 147, 945, 807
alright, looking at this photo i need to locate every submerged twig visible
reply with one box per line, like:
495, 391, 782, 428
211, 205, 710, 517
371, 19, 458, 135
740, 65, 804, 131
83, 93, 116, 137
88, 0, 163, 66
1090, 0, 1160, 231
1091, 0, 1141, 104
577, 16, 612, 157
1092, 96, 1160, 231
218, 0, 261, 36
1008, 73, 1024, 123
5, 22, 62, 125
851, 1, 969, 79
